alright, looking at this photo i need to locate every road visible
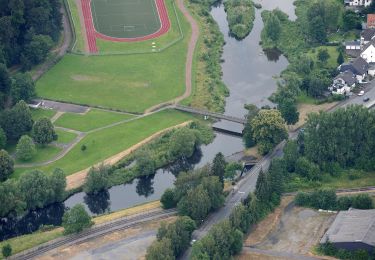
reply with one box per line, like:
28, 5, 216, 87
10, 209, 176, 260
181, 81, 375, 259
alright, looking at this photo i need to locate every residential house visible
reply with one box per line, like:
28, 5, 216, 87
320, 209, 375, 253
368, 14, 375, 28
329, 71, 357, 95
360, 39, 375, 63
344, 0, 373, 7
345, 40, 361, 50
360, 28, 375, 45
338, 57, 369, 82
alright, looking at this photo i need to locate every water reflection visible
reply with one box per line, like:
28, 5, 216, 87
263, 48, 283, 62
136, 175, 155, 198
0, 203, 65, 241
84, 190, 111, 215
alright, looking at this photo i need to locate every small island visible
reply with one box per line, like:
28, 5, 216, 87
224, 0, 256, 40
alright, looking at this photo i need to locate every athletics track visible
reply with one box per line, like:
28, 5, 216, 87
80, 0, 171, 53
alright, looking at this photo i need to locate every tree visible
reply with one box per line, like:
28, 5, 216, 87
308, 16, 326, 43
229, 204, 251, 233
278, 99, 299, 125
169, 128, 197, 159
49, 168, 66, 202
10, 73, 35, 103
161, 188, 177, 209
255, 170, 270, 203
0, 128, 6, 149
135, 149, 155, 176
0, 63, 11, 96
0, 179, 25, 217
307, 69, 330, 98
0, 150, 14, 181
211, 152, 226, 186
16, 135, 36, 161
265, 12, 281, 42
317, 48, 330, 63
251, 109, 287, 154
32, 117, 57, 145
202, 176, 225, 210
18, 170, 50, 209
243, 104, 259, 148
0, 100, 34, 141
352, 194, 373, 209
84, 165, 110, 194
22, 34, 53, 69
343, 10, 362, 31
62, 204, 93, 234
2, 244, 12, 258
337, 50, 344, 65
177, 184, 211, 222
283, 140, 299, 172
146, 238, 174, 260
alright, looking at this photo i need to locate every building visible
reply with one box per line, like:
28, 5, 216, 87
345, 40, 361, 50
329, 71, 356, 95
320, 209, 375, 253
361, 40, 375, 63
361, 28, 375, 45
368, 14, 375, 28
345, 0, 373, 7
338, 57, 369, 82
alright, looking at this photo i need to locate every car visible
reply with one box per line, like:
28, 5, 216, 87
358, 90, 365, 96
363, 97, 370, 102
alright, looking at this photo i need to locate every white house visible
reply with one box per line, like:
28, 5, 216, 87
329, 71, 357, 95
345, 0, 373, 7
361, 40, 375, 63
338, 57, 369, 82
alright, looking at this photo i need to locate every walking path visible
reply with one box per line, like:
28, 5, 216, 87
144, 0, 199, 113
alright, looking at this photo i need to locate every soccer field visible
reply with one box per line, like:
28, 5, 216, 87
91, 0, 162, 39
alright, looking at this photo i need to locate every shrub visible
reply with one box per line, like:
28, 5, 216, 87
62, 204, 93, 234
2, 244, 12, 257
16, 135, 36, 161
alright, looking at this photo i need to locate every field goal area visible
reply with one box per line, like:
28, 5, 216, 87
91, 0, 162, 39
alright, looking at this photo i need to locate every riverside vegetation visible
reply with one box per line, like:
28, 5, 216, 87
183, 0, 229, 112
224, 0, 255, 39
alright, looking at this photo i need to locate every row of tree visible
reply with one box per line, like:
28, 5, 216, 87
190, 158, 287, 259
0, 169, 66, 218
295, 190, 374, 210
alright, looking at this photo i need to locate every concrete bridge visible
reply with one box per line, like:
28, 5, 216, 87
174, 105, 247, 124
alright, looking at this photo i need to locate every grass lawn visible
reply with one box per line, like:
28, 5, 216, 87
96, 0, 183, 54
296, 92, 316, 105
307, 46, 339, 69
55, 129, 77, 144
30, 108, 56, 121
55, 109, 135, 132
67, 0, 85, 53
327, 30, 359, 42
13, 110, 194, 177
14, 145, 62, 165
37, 0, 190, 113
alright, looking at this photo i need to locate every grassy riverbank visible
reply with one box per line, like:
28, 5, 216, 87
182, 0, 228, 112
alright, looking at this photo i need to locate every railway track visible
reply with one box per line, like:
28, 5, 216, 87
11, 208, 177, 260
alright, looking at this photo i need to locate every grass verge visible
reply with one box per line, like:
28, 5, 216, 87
55, 109, 135, 132
30, 108, 56, 121
13, 110, 195, 177
55, 129, 78, 144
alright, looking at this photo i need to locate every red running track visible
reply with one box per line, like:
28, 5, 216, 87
81, 0, 171, 53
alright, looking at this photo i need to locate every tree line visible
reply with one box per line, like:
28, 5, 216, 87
190, 158, 287, 259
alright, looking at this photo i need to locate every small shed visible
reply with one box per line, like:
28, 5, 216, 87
320, 209, 375, 253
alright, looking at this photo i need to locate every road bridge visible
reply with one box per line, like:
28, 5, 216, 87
174, 105, 247, 124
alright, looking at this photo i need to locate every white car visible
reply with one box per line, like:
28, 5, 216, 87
358, 90, 365, 96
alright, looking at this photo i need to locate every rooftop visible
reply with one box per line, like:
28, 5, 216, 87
321, 209, 375, 246
368, 14, 375, 28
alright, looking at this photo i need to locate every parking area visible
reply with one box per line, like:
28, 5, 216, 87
34, 99, 89, 113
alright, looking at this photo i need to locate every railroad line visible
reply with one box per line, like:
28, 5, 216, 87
11, 209, 177, 260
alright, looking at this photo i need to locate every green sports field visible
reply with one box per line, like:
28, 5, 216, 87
91, 0, 161, 38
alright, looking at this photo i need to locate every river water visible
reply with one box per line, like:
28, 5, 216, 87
0, 0, 296, 241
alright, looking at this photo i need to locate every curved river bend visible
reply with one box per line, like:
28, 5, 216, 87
0, 0, 296, 240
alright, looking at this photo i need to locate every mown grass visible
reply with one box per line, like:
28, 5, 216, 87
67, 0, 85, 52
95, 0, 183, 54
55, 129, 77, 144
55, 109, 135, 132
307, 46, 339, 69
13, 110, 194, 177
36, 7, 190, 113
14, 145, 63, 165
30, 108, 56, 121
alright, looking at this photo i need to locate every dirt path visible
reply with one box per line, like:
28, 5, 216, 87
32, 5, 72, 81
66, 121, 192, 190
144, 0, 199, 113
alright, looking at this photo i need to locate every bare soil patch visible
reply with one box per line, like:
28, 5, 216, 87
71, 74, 101, 82
237, 251, 288, 260
292, 102, 338, 130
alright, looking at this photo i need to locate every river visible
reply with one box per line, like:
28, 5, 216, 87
0, 0, 296, 241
